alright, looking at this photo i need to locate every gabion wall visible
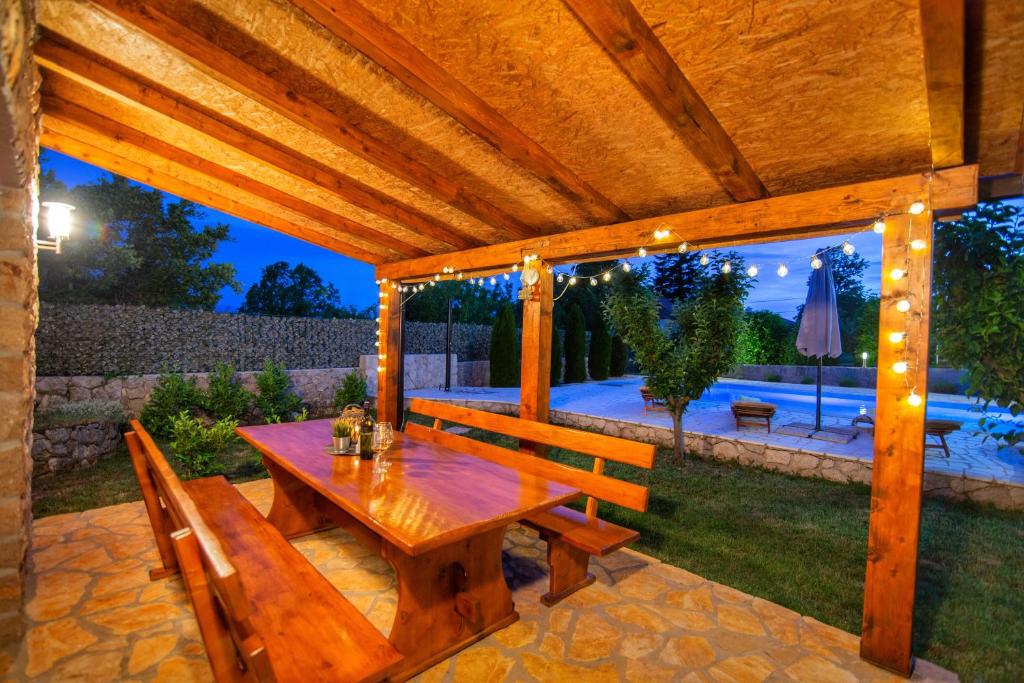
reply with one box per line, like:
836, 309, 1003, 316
36, 303, 492, 376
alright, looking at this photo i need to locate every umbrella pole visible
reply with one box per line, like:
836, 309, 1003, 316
815, 357, 823, 431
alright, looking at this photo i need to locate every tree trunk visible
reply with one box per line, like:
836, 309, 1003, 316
669, 397, 689, 464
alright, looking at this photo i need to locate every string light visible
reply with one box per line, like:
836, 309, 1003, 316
747, 265, 759, 277
892, 361, 908, 374
569, 276, 577, 286
546, 265, 553, 274
777, 263, 789, 277
721, 261, 732, 274
907, 390, 923, 407
622, 262, 631, 273
638, 247, 647, 258
888, 331, 905, 343
602, 272, 611, 282
810, 256, 823, 269
503, 273, 510, 280
889, 267, 905, 280
512, 263, 519, 272
842, 241, 855, 256
873, 219, 886, 234
908, 201, 925, 215
557, 273, 565, 283
456, 272, 463, 280
678, 242, 689, 253
700, 254, 710, 266
489, 277, 497, 285
653, 227, 670, 240
910, 239, 927, 251
428, 280, 435, 286
590, 277, 598, 287
896, 299, 911, 312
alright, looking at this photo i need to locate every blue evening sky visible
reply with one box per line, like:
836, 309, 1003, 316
43, 149, 885, 319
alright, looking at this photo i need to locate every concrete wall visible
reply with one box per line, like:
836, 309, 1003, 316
0, 0, 40, 647
724, 364, 967, 391
35, 303, 492, 375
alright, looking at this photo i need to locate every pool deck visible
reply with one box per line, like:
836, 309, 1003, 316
408, 376, 1024, 493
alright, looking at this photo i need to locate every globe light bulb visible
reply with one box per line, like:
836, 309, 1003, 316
622, 262, 631, 273
546, 265, 553, 274
638, 247, 647, 258
512, 263, 518, 272
811, 256, 823, 269
907, 391, 923, 407
678, 242, 689, 253
700, 254, 710, 266
892, 361, 908, 374
842, 241, 855, 256
434, 273, 441, 281
873, 219, 886, 234
602, 272, 611, 282
777, 263, 789, 277
428, 280, 435, 286
456, 272, 463, 280
375, 279, 381, 285
721, 261, 732, 274
746, 265, 758, 277
911, 239, 927, 251
654, 227, 670, 240
909, 201, 926, 215
569, 276, 577, 286
503, 272, 510, 280
589, 277, 597, 287
557, 273, 564, 283
890, 267, 905, 280
896, 299, 911, 312
888, 331, 905, 343
489, 277, 496, 286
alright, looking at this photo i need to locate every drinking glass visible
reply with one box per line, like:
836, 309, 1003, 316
373, 422, 394, 453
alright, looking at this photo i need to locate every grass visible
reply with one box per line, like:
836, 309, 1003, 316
32, 418, 1024, 681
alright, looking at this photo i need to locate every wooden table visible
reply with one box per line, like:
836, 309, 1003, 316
237, 419, 580, 679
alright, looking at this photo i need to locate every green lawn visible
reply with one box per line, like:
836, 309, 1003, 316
31, 424, 1024, 682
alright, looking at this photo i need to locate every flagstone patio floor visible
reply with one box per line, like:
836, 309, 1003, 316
6, 479, 958, 682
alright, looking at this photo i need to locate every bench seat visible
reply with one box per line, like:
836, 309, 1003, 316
182, 476, 403, 683
523, 505, 639, 556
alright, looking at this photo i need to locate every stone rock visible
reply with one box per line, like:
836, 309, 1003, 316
661, 635, 717, 668
568, 613, 620, 661
452, 646, 513, 683
25, 618, 98, 676
128, 634, 179, 675
785, 655, 857, 683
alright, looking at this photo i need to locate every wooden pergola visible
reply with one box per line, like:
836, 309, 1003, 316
35, 0, 1022, 676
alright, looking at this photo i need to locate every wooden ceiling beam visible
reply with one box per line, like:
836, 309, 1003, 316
562, 0, 767, 202
290, 0, 629, 224
920, 0, 965, 168
41, 83, 431, 259
35, 31, 484, 251
87, 0, 540, 240
376, 166, 978, 281
41, 130, 383, 263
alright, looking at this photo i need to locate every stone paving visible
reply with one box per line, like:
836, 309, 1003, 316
4, 479, 958, 682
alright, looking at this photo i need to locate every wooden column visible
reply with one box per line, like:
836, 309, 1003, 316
861, 199, 934, 676
376, 283, 403, 425
519, 261, 553, 455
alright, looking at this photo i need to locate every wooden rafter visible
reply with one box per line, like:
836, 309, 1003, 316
41, 82, 431, 259
35, 31, 484, 252
41, 130, 382, 263
375, 166, 978, 280
920, 0, 965, 168
87, 0, 540, 240
562, 0, 767, 202
289, 0, 629, 224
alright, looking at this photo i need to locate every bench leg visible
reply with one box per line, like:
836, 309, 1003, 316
541, 537, 595, 607
263, 458, 333, 539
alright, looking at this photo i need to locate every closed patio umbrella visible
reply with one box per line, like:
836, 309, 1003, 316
796, 252, 842, 431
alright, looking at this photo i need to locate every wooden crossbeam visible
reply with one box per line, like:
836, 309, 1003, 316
290, 0, 629, 224
375, 166, 978, 280
42, 130, 383, 263
920, 0, 965, 168
35, 31, 484, 252
41, 81, 431, 259
87, 0, 540, 240
562, 0, 766, 202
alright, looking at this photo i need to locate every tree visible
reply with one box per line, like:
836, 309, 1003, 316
736, 310, 795, 365
554, 260, 618, 331
653, 252, 704, 303
550, 324, 563, 386
489, 304, 519, 387
932, 202, 1023, 449
610, 335, 628, 376
38, 172, 240, 309
588, 318, 611, 381
240, 262, 342, 318
606, 252, 751, 462
563, 304, 587, 383
404, 280, 515, 324
853, 297, 880, 366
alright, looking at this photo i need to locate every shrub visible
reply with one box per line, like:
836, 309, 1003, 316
609, 334, 628, 377
838, 378, 859, 388
202, 363, 251, 421
169, 411, 238, 478
333, 371, 368, 409
800, 376, 815, 385
764, 373, 783, 383
489, 304, 520, 387
588, 320, 611, 381
34, 400, 127, 431
563, 304, 587, 383
550, 325, 563, 386
254, 360, 304, 423
141, 370, 203, 438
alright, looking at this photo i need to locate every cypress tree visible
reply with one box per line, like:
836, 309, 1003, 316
563, 304, 587, 383
588, 319, 612, 381
489, 304, 519, 387
610, 334, 628, 377
550, 323, 563, 386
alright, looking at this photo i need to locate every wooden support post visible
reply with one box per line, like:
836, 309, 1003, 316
376, 283, 403, 425
861, 199, 934, 676
519, 260, 553, 456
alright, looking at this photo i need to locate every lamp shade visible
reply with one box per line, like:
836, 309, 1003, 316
42, 201, 74, 240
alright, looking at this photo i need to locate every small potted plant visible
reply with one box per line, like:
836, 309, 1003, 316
331, 419, 352, 452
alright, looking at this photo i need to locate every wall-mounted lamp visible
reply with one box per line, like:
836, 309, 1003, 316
38, 201, 75, 253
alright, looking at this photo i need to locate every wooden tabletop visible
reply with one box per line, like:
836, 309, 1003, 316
237, 419, 581, 555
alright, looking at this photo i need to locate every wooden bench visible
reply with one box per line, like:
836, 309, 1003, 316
404, 399, 655, 606
731, 401, 777, 432
126, 420, 403, 683
925, 419, 962, 458
640, 386, 667, 413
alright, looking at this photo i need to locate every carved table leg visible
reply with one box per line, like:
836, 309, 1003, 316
384, 526, 517, 680
263, 458, 332, 539
541, 536, 595, 606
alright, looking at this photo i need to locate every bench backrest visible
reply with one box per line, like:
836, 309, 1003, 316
127, 420, 272, 682
405, 398, 655, 517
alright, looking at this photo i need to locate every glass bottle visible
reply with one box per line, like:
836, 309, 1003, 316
358, 401, 375, 460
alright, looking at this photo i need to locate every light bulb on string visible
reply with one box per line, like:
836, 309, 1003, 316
569, 276, 577, 286
909, 201, 925, 215
911, 239, 927, 251
428, 280, 435, 287
678, 242, 689, 253
456, 272, 463, 280
503, 273, 510, 280
546, 265, 553, 274
557, 273, 564, 283
602, 272, 611, 282
512, 263, 518, 272
907, 390, 923, 407
654, 227, 670, 240
434, 274, 441, 281
638, 247, 647, 258
622, 262, 631, 273
700, 254, 710, 266
896, 299, 911, 312
777, 263, 789, 277
590, 277, 598, 287
873, 219, 886, 234
889, 267, 905, 280
489, 277, 497, 286
746, 265, 758, 277
721, 261, 732, 274
892, 360, 908, 374
842, 241, 855, 256
888, 331, 906, 343
810, 256, 823, 269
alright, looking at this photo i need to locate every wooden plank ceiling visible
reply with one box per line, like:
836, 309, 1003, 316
35, 0, 1023, 264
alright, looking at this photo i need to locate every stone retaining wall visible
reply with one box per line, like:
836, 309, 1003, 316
31, 422, 121, 475
36, 303, 492, 375
412, 397, 1024, 511
724, 364, 967, 391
